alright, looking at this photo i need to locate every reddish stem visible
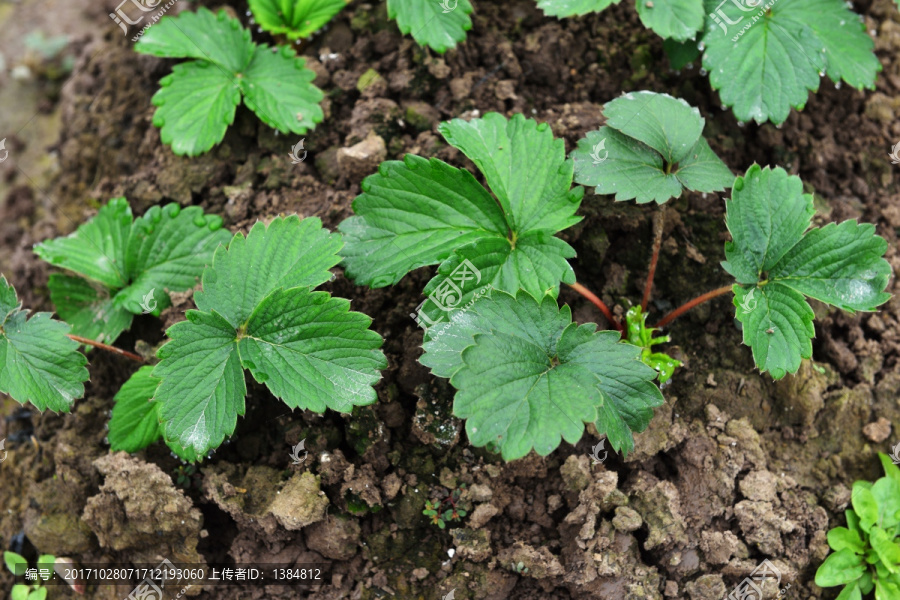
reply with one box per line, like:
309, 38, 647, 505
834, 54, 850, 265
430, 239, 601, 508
654, 285, 733, 329
568, 282, 624, 334
67, 334, 144, 363
641, 207, 667, 312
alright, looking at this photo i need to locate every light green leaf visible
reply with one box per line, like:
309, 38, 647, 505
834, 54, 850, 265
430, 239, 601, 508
195, 216, 342, 329
439, 113, 582, 233
3, 551, 27, 576
879, 452, 900, 483
249, 0, 350, 39
571, 93, 731, 204
724, 165, 891, 378
876, 579, 900, 600
12, 585, 29, 600
635, 0, 704, 46
241, 46, 324, 135
828, 527, 867, 554
109, 366, 163, 453
602, 91, 704, 164
0, 276, 88, 412
47, 274, 133, 344
339, 155, 508, 288
27, 589, 47, 600
386, 0, 473, 53
536, 0, 620, 17
853, 482, 879, 533
135, 7, 254, 72
702, 0, 880, 124
426, 291, 661, 458
238, 287, 387, 413
836, 583, 862, 600
871, 476, 900, 530
151, 61, 241, 157
816, 548, 866, 587
119, 203, 231, 314
34, 197, 131, 289
870, 527, 900, 573
154, 310, 247, 456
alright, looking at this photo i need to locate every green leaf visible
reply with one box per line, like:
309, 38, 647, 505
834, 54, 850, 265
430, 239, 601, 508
439, 113, 582, 234
248, 0, 349, 39
853, 482, 879, 533
154, 310, 247, 456
34, 197, 131, 289
425, 291, 662, 458
624, 305, 682, 384
151, 61, 242, 157
663, 38, 701, 70
339, 155, 508, 287
872, 476, 900, 530
109, 366, 164, 453
702, 0, 880, 124
11, 585, 29, 600
3, 551, 27, 576
571, 93, 731, 204
635, 0, 704, 43
237, 287, 387, 413
816, 548, 866, 587
196, 216, 342, 329
27, 589, 47, 600
136, 8, 324, 156
828, 527, 867, 554
240, 46, 324, 135
836, 583, 862, 600
340, 113, 583, 303
37, 199, 230, 343
725, 165, 891, 378
870, 527, 900, 573
536, 0, 620, 18
0, 276, 88, 412
876, 579, 900, 600
47, 274, 133, 344
135, 7, 254, 72
119, 203, 230, 314
879, 453, 900, 483
386, 0, 473, 53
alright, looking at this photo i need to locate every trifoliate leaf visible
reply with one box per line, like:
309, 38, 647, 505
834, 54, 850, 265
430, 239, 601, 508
386, 0, 473, 54
135, 8, 324, 156
0, 276, 88, 412
241, 47, 324, 135
248, 0, 350, 40
536, 0, 620, 18
153, 217, 386, 456
724, 165, 891, 379
34, 197, 131, 289
36, 198, 230, 344
571, 92, 731, 204
340, 113, 582, 312
702, 0, 880, 124
154, 310, 247, 455
635, 0, 704, 42
238, 287, 387, 413
423, 291, 663, 457
195, 216, 342, 328
48, 274, 133, 344
151, 62, 242, 157
109, 366, 163, 453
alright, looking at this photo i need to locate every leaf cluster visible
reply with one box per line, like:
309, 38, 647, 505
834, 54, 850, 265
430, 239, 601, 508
135, 7, 324, 156
249, 0, 350, 40
571, 91, 732, 204
34, 198, 230, 345
4, 551, 55, 600
815, 455, 900, 599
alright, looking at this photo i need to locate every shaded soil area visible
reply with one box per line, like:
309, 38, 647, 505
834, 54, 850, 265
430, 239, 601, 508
1, 0, 900, 598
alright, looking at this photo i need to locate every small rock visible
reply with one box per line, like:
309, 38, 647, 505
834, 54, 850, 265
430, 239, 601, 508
450, 528, 492, 562
466, 483, 493, 503
269, 472, 329, 531
560, 454, 592, 493
612, 506, 643, 532
468, 503, 499, 529
304, 515, 360, 560
862, 416, 892, 443
664, 580, 679, 597
336, 131, 387, 181
738, 470, 779, 503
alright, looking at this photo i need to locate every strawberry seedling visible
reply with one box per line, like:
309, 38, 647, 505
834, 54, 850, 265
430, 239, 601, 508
339, 113, 663, 459
146, 216, 387, 457
249, 0, 351, 41
815, 454, 900, 599
134, 7, 324, 156
34, 197, 230, 345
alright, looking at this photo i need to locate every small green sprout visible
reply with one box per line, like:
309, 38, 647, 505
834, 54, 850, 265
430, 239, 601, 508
624, 306, 682, 386
3, 551, 55, 600
423, 484, 467, 529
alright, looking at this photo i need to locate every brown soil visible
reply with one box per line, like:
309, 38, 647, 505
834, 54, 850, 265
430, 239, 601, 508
1, 0, 899, 599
